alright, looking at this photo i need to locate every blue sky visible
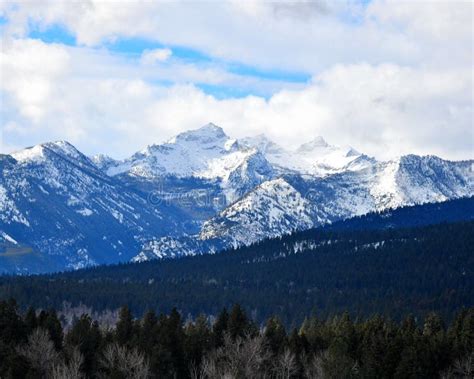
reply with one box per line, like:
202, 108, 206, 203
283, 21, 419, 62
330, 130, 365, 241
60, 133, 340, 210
25, 22, 311, 99
0, 1, 472, 160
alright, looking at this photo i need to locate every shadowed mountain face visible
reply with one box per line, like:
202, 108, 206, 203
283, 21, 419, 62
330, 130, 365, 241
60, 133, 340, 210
0, 142, 185, 273
1, 124, 473, 273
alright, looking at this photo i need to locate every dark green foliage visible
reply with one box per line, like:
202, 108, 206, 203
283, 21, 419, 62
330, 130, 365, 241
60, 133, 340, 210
264, 316, 287, 355
115, 306, 134, 346
0, 299, 473, 378
1, 221, 472, 326
38, 309, 63, 350
65, 314, 103, 377
184, 314, 212, 368
150, 308, 187, 377
228, 303, 256, 339
0, 299, 27, 377
212, 307, 229, 347
24, 306, 37, 334
138, 309, 158, 355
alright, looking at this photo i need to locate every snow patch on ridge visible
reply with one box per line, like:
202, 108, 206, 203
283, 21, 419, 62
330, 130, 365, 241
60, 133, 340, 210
199, 178, 315, 246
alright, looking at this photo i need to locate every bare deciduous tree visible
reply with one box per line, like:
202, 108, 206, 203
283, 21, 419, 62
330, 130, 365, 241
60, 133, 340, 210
189, 361, 201, 379
201, 333, 271, 379
302, 351, 327, 379
273, 348, 298, 379
51, 346, 84, 379
441, 352, 474, 379
100, 342, 150, 379
17, 328, 59, 376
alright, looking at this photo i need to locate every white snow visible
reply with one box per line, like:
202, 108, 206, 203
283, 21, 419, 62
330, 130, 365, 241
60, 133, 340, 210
199, 148, 257, 180
105, 123, 237, 178
11, 145, 46, 163
11, 141, 82, 163
77, 208, 93, 216
1, 232, 18, 245
111, 210, 124, 223
240, 134, 371, 176
200, 178, 315, 245
38, 185, 49, 195
98, 124, 373, 184
3, 123, 474, 268
0, 185, 30, 226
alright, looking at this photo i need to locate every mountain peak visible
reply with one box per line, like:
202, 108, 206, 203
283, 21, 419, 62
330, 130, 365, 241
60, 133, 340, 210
239, 134, 285, 155
170, 123, 228, 145
296, 136, 330, 153
202, 122, 224, 132
91, 154, 118, 171
11, 140, 83, 163
345, 147, 361, 157
44, 140, 82, 156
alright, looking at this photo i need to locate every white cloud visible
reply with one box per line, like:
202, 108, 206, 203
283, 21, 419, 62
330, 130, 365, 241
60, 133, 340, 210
2, 0, 471, 73
367, 0, 472, 40
140, 48, 172, 65
1, 38, 471, 160
0, 1, 472, 161
0, 38, 70, 122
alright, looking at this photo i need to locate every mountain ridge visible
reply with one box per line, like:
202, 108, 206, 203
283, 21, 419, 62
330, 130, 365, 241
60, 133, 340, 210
1, 123, 473, 273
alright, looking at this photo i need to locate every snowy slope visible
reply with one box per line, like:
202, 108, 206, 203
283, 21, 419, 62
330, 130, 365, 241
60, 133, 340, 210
103, 123, 262, 180
240, 134, 375, 176
131, 178, 317, 261
0, 142, 182, 273
196, 155, 473, 248
99, 123, 276, 204
1, 124, 473, 271
199, 178, 316, 246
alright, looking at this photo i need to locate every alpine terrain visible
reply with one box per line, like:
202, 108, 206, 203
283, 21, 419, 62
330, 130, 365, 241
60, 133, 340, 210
1, 123, 473, 273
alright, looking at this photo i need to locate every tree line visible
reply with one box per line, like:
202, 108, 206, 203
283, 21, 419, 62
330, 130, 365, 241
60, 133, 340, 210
0, 299, 473, 378
1, 221, 472, 325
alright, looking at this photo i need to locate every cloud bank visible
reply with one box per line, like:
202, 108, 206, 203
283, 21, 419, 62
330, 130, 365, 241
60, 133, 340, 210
0, 0, 472, 160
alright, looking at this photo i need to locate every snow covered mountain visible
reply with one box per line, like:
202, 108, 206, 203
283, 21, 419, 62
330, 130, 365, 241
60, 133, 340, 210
94, 123, 276, 204
197, 155, 473, 248
1, 123, 473, 272
125, 127, 472, 261
240, 134, 376, 176
0, 141, 184, 273
97, 123, 268, 180
199, 178, 315, 246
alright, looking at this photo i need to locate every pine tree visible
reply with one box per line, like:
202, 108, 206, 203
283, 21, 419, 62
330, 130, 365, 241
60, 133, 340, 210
24, 307, 37, 335
212, 307, 229, 346
65, 314, 102, 377
42, 309, 63, 351
264, 316, 287, 355
228, 304, 254, 339
184, 314, 212, 368
115, 306, 134, 347
0, 299, 27, 377
138, 309, 158, 355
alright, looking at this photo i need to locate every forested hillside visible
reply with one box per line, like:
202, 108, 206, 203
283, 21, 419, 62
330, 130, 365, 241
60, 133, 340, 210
324, 196, 473, 231
1, 220, 472, 326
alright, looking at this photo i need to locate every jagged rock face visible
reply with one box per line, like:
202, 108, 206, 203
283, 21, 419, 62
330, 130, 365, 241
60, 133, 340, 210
1, 124, 473, 272
223, 150, 276, 202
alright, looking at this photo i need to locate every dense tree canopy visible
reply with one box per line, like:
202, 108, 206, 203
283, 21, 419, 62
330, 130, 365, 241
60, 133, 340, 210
1, 222, 472, 325
0, 300, 472, 378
